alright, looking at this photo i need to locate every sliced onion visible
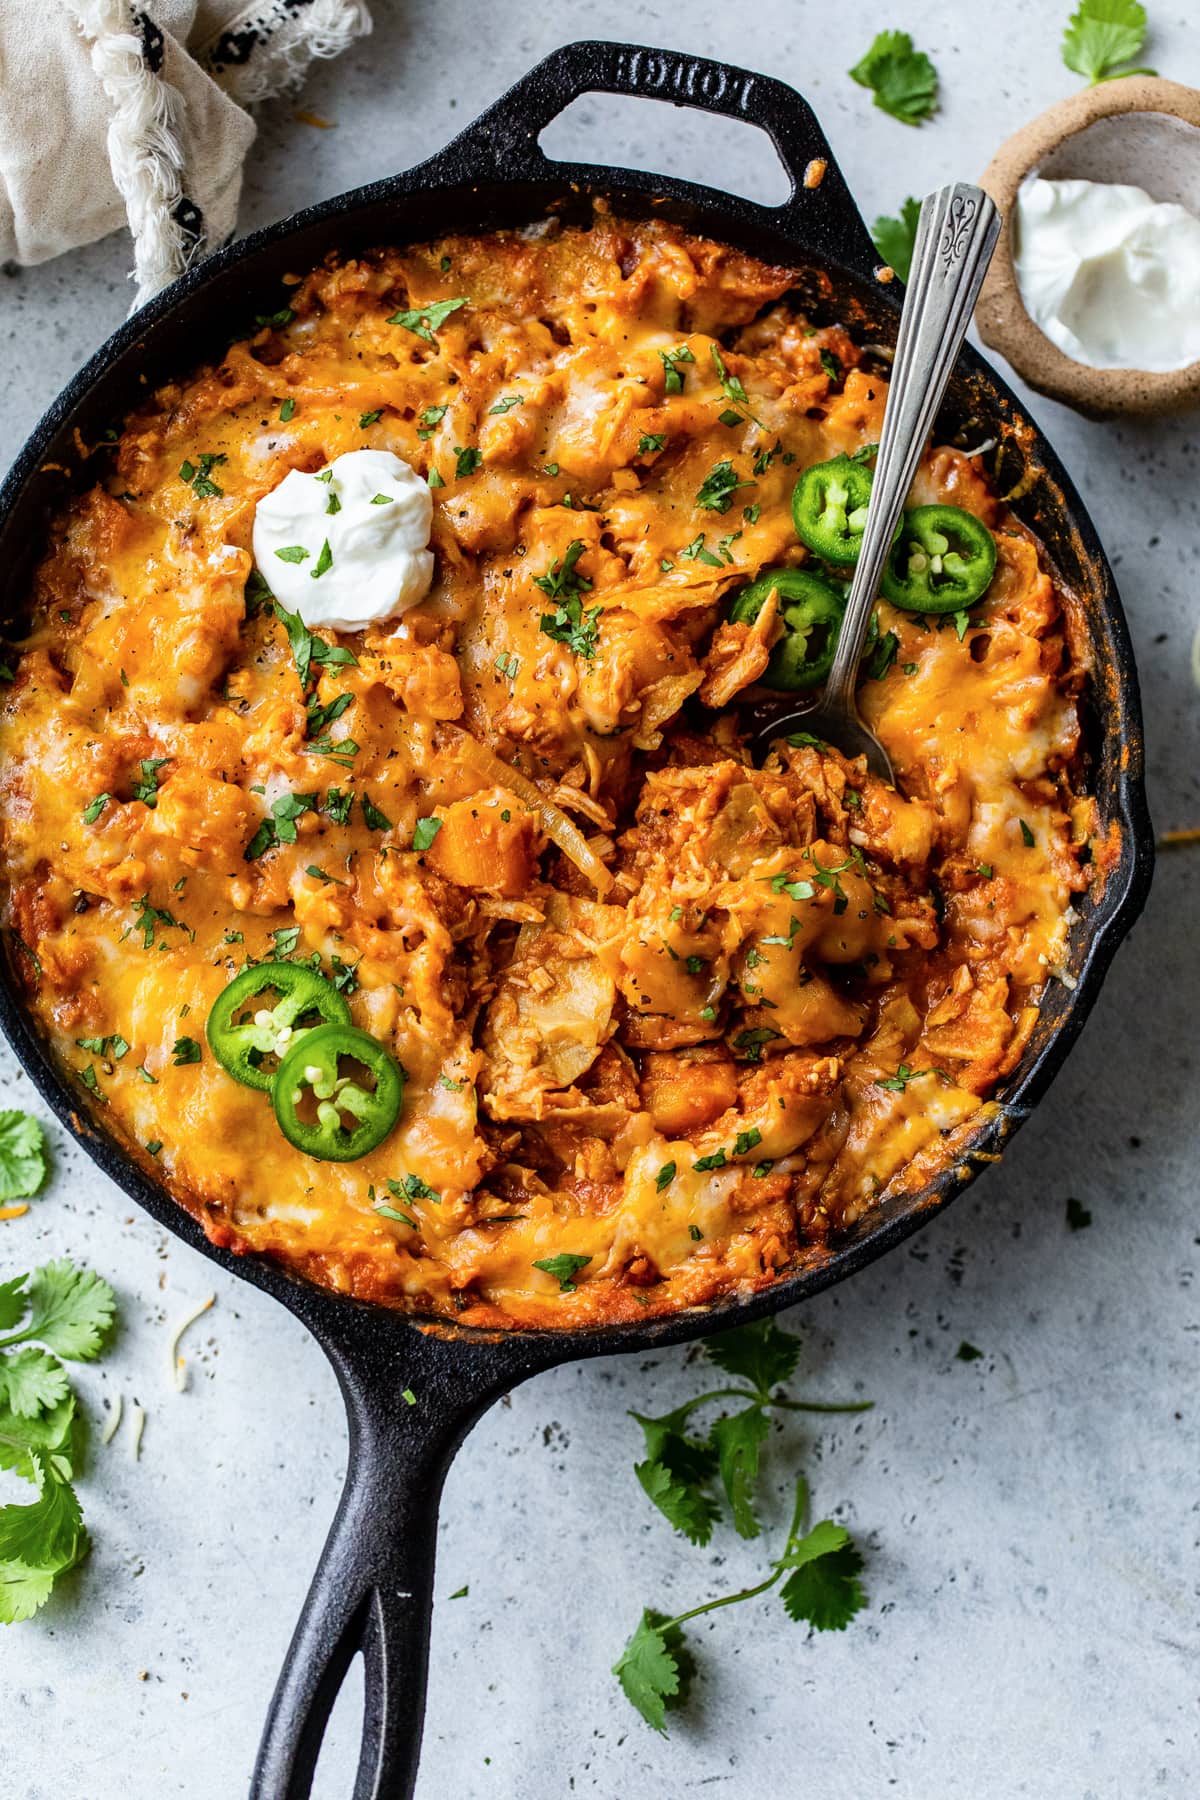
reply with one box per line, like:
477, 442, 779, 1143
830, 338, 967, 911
439, 726, 614, 896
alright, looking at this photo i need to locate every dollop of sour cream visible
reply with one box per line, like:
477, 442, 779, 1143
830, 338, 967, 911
1014, 177, 1200, 372
252, 448, 433, 631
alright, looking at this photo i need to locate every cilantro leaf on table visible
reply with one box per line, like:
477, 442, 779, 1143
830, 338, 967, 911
705, 1315, 802, 1397
1062, 0, 1154, 84
630, 1404, 719, 1485
634, 1457, 720, 1548
0, 1558, 58, 1624
0, 1258, 117, 1622
0, 1112, 48, 1202
627, 1317, 871, 1559
871, 196, 922, 280
0, 1453, 88, 1625
0, 1393, 76, 1480
710, 1404, 771, 1540
613, 1475, 867, 1730
0, 1277, 28, 1332
1, 1259, 116, 1362
780, 1535, 868, 1631
849, 31, 939, 126
612, 1608, 683, 1733
0, 1350, 70, 1420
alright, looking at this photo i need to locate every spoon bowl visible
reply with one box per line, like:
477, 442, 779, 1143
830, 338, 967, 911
750, 182, 1001, 786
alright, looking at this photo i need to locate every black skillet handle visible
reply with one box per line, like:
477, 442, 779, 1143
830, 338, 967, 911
423, 38, 881, 279
250, 1309, 553, 1800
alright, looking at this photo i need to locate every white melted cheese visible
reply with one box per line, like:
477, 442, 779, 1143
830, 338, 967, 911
252, 448, 433, 631
1014, 177, 1200, 372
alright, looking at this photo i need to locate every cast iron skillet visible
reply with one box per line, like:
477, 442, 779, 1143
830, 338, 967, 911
0, 40, 1153, 1800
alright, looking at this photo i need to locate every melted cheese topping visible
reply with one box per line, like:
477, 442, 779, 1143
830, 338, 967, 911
0, 219, 1096, 1329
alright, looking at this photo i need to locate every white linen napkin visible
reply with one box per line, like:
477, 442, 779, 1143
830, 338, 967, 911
0, 0, 372, 309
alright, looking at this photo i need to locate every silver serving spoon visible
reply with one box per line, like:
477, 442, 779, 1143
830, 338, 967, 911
753, 182, 1001, 783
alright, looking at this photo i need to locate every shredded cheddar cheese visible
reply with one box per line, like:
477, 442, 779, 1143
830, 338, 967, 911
0, 218, 1098, 1329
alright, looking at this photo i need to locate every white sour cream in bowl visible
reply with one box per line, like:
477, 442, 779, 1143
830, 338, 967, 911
1014, 176, 1200, 372
252, 447, 434, 631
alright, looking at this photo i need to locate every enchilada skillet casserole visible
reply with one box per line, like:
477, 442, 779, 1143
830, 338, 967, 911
0, 217, 1108, 1331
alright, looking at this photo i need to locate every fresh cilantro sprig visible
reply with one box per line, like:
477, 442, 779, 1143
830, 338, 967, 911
849, 31, 939, 125
871, 196, 922, 280
0, 1258, 117, 1623
630, 1316, 871, 1546
614, 1475, 867, 1733
1062, 0, 1154, 84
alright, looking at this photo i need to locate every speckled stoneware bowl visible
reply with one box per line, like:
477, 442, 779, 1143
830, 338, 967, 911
978, 76, 1200, 417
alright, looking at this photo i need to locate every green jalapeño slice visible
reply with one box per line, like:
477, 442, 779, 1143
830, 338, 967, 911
791, 454, 874, 565
880, 504, 997, 612
206, 961, 351, 1091
729, 568, 846, 691
271, 1023, 404, 1161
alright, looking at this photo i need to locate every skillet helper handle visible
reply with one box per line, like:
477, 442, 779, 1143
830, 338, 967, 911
250, 1322, 543, 1800
428, 38, 880, 275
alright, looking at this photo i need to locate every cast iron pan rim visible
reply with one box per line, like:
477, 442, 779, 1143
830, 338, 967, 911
0, 89, 1154, 1370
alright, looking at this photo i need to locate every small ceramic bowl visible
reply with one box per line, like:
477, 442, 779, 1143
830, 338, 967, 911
977, 76, 1200, 417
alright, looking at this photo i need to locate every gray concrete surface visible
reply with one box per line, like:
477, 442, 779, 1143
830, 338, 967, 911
2, 3, 1198, 1796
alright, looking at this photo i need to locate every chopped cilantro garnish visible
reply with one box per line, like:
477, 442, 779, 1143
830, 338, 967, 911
389, 1173, 440, 1204
695, 459, 750, 515
535, 541, 600, 657
387, 296, 468, 342
679, 534, 723, 568
131, 757, 170, 809
659, 344, 696, 393
533, 1252, 592, 1292
732, 1027, 782, 1065
179, 452, 227, 499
